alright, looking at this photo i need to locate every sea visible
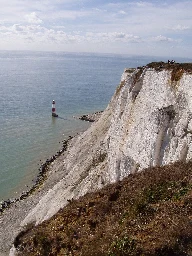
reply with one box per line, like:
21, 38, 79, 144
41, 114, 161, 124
0, 51, 191, 202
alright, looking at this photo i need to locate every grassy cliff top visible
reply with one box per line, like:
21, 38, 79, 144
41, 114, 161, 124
138, 62, 192, 82
14, 161, 192, 256
146, 61, 192, 72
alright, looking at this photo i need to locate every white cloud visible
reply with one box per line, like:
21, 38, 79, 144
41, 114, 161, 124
51, 25, 66, 30
25, 12, 43, 24
170, 25, 190, 31
150, 35, 181, 43
12, 24, 24, 32
135, 1, 152, 7
0, 1, 191, 56
0, 23, 84, 46
86, 32, 141, 43
118, 10, 126, 15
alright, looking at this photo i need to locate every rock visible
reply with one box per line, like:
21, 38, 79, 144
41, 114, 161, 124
78, 111, 103, 122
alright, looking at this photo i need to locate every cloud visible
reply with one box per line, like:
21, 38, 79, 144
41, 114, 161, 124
170, 25, 191, 31
12, 24, 24, 32
135, 1, 152, 7
118, 10, 126, 15
25, 12, 43, 24
0, 23, 84, 46
86, 32, 141, 43
150, 35, 180, 43
114, 32, 141, 42
0, 0, 191, 56
51, 25, 66, 30
114, 32, 126, 39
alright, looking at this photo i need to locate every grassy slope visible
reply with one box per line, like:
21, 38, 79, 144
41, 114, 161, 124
14, 161, 192, 256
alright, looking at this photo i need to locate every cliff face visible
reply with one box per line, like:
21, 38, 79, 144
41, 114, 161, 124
107, 64, 192, 181
21, 63, 192, 226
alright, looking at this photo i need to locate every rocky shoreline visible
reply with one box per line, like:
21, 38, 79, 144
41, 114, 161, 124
74, 110, 103, 122
0, 136, 81, 255
0, 111, 103, 255
0, 111, 103, 214
0, 137, 72, 214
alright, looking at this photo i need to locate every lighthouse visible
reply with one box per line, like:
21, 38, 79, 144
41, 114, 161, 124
52, 100, 58, 117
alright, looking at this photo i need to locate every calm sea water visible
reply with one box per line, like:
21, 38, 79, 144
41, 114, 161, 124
0, 51, 191, 201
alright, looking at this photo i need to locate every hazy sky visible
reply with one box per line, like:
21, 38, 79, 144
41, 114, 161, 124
0, 0, 191, 57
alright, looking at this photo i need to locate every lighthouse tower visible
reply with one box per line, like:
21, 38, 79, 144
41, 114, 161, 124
52, 100, 58, 117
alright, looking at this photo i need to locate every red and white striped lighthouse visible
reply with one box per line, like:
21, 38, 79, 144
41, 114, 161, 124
52, 100, 58, 117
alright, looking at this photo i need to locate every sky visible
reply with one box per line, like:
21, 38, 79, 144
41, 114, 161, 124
0, 0, 191, 57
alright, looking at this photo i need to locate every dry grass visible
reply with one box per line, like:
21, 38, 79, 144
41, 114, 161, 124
115, 62, 192, 98
14, 160, 192, 256
146, 62, 192, 82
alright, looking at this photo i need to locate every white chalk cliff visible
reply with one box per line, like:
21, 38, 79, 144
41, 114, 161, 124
21, 63, 192, 226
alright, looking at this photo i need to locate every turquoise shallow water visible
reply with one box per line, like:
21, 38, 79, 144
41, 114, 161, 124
0, 51, 191, 201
